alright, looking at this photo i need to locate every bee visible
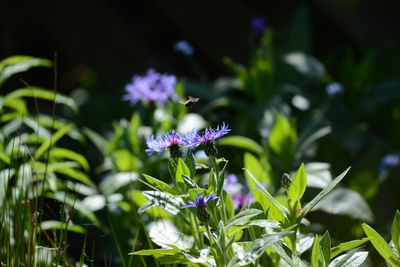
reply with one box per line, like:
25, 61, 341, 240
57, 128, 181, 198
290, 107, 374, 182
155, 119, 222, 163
180, 96, 199, 110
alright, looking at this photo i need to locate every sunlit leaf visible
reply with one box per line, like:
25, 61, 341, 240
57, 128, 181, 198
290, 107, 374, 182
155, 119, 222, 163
147, 220, 194, 250
49, 148, 90, 171
330, 238, 371, 259
40, 220, 85, 234
143, 174, 180, 195
226, 209, 263, 229
244, 152, 273, 190
138, 191, 183, 216
272, 240, 307, 267
392, 210, 400, 256
288, 163, 307, 210
35, 124, 74, 159
227, 231, 293, 266
100, 172, 138, 196
328, 251, 368, 267
218, 136, 263, 155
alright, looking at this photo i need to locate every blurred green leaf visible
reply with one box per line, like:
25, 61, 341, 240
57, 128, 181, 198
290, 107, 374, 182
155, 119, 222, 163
4, 88, 77, 112
314, 188, 374, 223
54, 167, 93, 186
296, 126, 331, 156
283, 52, 326, 81
176, 158, 190, 185
131, 190, 170, 219
302, 167, 350, 217
244, 152, 273, 190
147, 220, 194, 250
130, 247, 180, 256
227, 231, 293, 266
392, 210, 400, 256
288, 163, 307, 210
330, 238, 371, 259
218, 136, 263, 155
83, 127, 107, 153
50, 148, 90, 171
303, 162, 332, 189
0, 57, 52, 86
362, 223, 400, 267
269, 114, 297, 169
100, 172, 138, 196
40, 220, 85, 234
35, 123, 74, 159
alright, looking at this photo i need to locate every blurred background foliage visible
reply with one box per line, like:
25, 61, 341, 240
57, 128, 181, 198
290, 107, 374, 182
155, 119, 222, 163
1, 0, 400, 266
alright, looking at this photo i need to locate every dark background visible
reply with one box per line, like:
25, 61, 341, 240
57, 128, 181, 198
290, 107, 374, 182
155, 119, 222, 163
1, 0, 400, 128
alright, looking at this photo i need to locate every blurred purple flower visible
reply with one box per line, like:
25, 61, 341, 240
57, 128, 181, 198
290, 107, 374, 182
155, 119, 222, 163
181, 192, 218, 209
123, 69, 178, 106
326, 82, 344, 96
145, 130, 185, 159
380, 153, 400, 174
185, 123, 230, 149
224, 174, 255, 210
173, 40, 194, 56
251, 16, 268, 35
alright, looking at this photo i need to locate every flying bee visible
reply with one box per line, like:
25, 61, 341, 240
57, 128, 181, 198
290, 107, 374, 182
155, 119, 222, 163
180, 96, 199, 110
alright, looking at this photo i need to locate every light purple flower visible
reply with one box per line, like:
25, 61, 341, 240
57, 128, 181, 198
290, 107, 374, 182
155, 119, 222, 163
123, 69, 178, 106
173, 40, 194, 56
181, 192, 218, 209
145, 130, 185, 158
251, 16, 268, 35
380, 153, 400, 174
185, 123, 230, 149
326, 82, 344, 96
224, 174, 254, 210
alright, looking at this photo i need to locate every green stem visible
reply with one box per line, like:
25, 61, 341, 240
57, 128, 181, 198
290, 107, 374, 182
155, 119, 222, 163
210, 156, 227, 224
205, 224, 223, 267
188, 211, 203, 249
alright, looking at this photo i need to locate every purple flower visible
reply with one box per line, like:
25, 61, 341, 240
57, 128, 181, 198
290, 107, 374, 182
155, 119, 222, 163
251, 16, 268, 35
326, 82, 344, 96
173, 40, 194, 56
123, 69, 178, 106
182, 192, 219, 222
380, 153, 400, 174
145, 130, 185, 159
185, 123, 230, 157
181, 192, 218, 209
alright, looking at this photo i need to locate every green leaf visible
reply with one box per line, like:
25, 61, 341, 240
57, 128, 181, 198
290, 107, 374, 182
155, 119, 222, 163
83, 127, 107, 153
225, 209, 263, 229
302, 167, 351, 217
328, 251, 369, 267
330, 238, 371, 259
217, 135, 263, 155
182, 174, 199, 189
227, 231, 293, 266
392, 210, 400, 256
271, 240, 307, 267
320, 231, 331, 266
288, 163, 307, 209
268, 114, 297, 169
49, 148, 90, 171
208, 168, 217, 193
184, 153, 196, 179
131, 190, 170, 219
40, 220, 85, 234
147, 220, 194, 250
139, 191, 183, 216
296, 126, 331, 155
0, 57, 52, 86
311, 235, 324, 267
283, 52, 326, 81
99, 172, 138, 196
54, 167, 93, 186
244, 152, 273, 189
362, 223, 400, 267
176, 158, 190, 184
181, 248, 216, 266
34, 123, 74, 159
4, 87, 77, 112
130, 247, 180, 256
314, 188, 374, 223
245, 168, 289, 218
143, 174, 180, 195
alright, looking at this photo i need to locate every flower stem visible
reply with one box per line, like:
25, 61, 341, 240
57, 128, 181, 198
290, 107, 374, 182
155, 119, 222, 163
205, 224, 224, 267
210, 156, 227, 224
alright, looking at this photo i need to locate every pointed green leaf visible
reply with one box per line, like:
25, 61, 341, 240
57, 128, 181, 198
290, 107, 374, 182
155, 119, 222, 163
272, 240, 307, 267
225, 209, 263, 229
392, 210, 400, 256
227, 231, 293, 266
288, 163, 307, 209
244, 152, 273, 189
176, 158, 190, 184
143, 174, 179, 195
139, 191, 183, 216
311, 235, 324, 267
320, 231, 331, 266
362, 223, 400, 267
303, 167, 351, 217
182, 174, 199, 189
331, 238, 371, 259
